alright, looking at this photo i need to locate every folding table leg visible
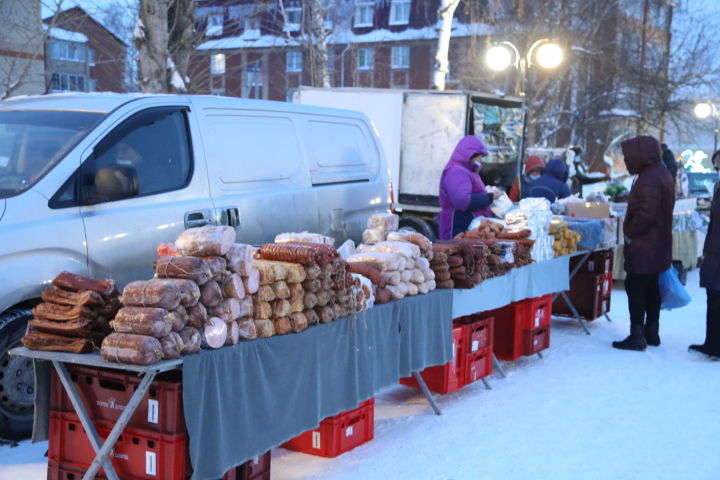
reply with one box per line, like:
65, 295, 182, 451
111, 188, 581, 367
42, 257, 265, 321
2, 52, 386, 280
411, 372, 442, 416
537, 351, 544, 359
52, 361, 120, 480
605, 314, 613, 322
559, 291, 591, 335
481, 378, 492, 390
82, 371, 158, 480
492, 354, 507, 378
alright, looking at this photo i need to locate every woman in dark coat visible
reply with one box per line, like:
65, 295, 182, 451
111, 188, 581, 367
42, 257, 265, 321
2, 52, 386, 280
689, 150, 720, 360
613, 136, 675, 351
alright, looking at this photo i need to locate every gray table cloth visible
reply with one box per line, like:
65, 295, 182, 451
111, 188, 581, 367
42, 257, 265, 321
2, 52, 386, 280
182, 288, 453, 480
452, 255, 570, 318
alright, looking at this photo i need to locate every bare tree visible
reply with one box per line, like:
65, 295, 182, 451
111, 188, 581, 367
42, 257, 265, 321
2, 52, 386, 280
431, 0, 461, 90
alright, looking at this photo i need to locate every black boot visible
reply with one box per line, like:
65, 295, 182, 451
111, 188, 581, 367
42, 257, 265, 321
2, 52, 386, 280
688, 344, 720, 360
645, 322, 660, 347
612, 324, 647, 351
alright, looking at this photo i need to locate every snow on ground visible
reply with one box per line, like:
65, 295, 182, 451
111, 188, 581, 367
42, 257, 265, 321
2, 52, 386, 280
2, 269, 718, 480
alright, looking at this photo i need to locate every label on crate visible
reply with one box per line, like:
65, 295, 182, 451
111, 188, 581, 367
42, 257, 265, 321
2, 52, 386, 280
535, 308, 543, 328
471, 340, 479, 352
253, 457, 259, 465
312, 431, 321, 449
345, 426, 354, 437
146, 451, 156, 476
452, 342, 457, 359
147, 399, 159, 424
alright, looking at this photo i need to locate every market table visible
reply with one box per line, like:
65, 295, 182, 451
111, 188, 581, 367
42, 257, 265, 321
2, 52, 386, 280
12, 288, 453, 480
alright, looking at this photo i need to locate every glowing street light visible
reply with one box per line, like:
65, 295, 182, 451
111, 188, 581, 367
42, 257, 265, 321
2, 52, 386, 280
535, 42, 564, 69
486, 44, 515, 72
694, 102, 719, 152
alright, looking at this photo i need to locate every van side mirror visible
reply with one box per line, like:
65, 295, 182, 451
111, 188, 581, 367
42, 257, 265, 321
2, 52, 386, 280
86, 165, 138, 204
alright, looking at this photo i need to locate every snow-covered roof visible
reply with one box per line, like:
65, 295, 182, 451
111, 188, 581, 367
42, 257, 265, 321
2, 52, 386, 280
599, 108, 639, 118
47, 26, 88, 43
197, 22, 495, 51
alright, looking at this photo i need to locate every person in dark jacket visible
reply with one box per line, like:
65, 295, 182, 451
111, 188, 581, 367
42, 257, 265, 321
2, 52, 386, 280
613, 135, 675, 351
660, 143, 678, 180
508, 155, 544, 202
524, 158, 572, 202
689, 150, 720, 360
438, 136, 501, 240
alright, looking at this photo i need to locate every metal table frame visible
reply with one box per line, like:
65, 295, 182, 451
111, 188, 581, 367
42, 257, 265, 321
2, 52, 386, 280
10, 348, 182, 480
551, 250, 614, 335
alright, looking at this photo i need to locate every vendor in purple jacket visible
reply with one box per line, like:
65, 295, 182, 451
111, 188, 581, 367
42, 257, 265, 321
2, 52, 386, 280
438, 136, 501, 240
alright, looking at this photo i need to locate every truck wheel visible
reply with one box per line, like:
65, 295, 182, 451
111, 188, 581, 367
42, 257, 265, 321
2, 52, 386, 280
0, 309, 34, 440
399, 216, 437, 241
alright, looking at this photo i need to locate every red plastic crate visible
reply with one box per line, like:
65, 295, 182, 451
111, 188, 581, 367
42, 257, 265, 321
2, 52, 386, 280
466, 316, 494, 353
222, 451, 271, 480
48, 411, 188, 479
50, 364, 184, 435
47, 460, 100, 480
523, 295, 552, 330
523, 325, 551, 356
464, 346, 493, 384
554, 275, 611, 321
281, 399, 374, 458
600, 272, 613, 296
571, 249, 614, 275
491, 302, 525, 361
399, 323, 466, 394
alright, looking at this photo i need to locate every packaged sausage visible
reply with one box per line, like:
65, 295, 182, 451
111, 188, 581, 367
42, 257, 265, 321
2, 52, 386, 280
386, 231, 432, 251
111, 307, 173, 338
289, 312, 308, 333
101, 333, 163, 365
22, 331, 94, 354
242, 270, 260, 294
254, 319, 275, 338
169, 307, 187, 332
362, 228, 386, 245
253, 301, 272, 320
304, 309, 319, 326
237, 318, 258, 340
347, 252, 403, 272
272, 281, 290, 300
209, 298, 240, 322
201, 256, 228, 282
238, 297, 253, 319
159, 332, 184, 359
273, 317, 292, 335
386, 285, 406, 300
257, 285, 276, 302
406, 282, 419, 296
175, 226, 235, 256
178, 326, 201, 354
367, 213, 399, 231
358, 241, 421, 259
186, 302, 208, 329
289, 282, 304, 302
225, 321, 240, 346
225, 243, 255, 275
289, 296, 304, 313
222, 274, 246, 300
401, 270, 413, 283
275, 232, 334, 246
154, 256, 212, 285
272, 299, 291, 318
163, 279, 200, 308
303, 292, 318, 309
304, 264, 321, 280
275, 262, 306, 283
315, 306, 334, 324
302, 278, 321, 293
121, 280, 182, 311
436, 279, 455, 289
417, 282, 430, 295
201, 317, 227, 349
382, 271, 401, 286
157, 243, 180, 258
199, 280, 223, 308
411, 268, 425, 284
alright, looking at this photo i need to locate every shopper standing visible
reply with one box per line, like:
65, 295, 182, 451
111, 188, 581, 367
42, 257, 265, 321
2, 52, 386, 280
661, 143, 679, 181
613, 136, 675, 351
524, 158, 572, 203
688, 150, 720, 360
508, 155, 544, 202
438, 136, 501, 240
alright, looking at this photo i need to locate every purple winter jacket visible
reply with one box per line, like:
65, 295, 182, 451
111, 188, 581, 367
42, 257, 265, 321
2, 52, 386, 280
438, 136, 494, 240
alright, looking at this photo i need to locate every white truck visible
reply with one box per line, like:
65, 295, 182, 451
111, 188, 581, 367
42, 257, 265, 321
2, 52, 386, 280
293, 87, 525, 239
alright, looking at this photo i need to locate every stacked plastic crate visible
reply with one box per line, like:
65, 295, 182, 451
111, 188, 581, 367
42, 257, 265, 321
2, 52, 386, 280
554, 250, 614, 320
399, 314, 494, 394
492, 295, 552, 361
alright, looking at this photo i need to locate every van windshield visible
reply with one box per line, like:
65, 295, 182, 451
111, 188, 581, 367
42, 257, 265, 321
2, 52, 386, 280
0, 110, 105, 198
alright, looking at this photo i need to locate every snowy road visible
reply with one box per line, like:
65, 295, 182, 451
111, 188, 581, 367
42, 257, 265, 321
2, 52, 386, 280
2, 269, 718, 480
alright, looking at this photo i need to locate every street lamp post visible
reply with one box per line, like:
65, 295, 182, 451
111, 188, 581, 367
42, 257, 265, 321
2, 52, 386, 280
485, 39, 564, 187
694, 102, 719, 153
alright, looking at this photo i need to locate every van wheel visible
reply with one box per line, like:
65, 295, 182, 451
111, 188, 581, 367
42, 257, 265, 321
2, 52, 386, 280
399, 216, 437, 241
0, 309, 34, 440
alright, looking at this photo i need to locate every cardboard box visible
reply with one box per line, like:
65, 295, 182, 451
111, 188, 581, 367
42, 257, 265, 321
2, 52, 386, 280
565, 202, 611, 219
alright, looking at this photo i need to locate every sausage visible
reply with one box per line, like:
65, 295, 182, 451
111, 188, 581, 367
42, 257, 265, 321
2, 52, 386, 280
272, 299, 291, 318
32, 302, 97, 322
122, 280, 182, 310
111, 307, 173, 338
41, 288, 104, 307
201, 256, 228, 282
157, 242, 180, 257
201, 317, 227, 349
222, 274, 246, 300
163, 279, 201, 307
272, 281, 290, 300
225, 243, 255, 275
199, 280, 223, 308
224, 321, 240, 346
178, 326, 201, 354
273, 317, 292, 335
208, 298, 241, 323
304, 309, 319, 326
303, 292, 318, 309
159, 332, 183, 359
253, 301, 272, 320
289, 312, 308, 333
52, 271, 116, 298
186, 302, 208, 328
22, 330, 94, 353
302, 278, 321, 293
304, 264, 321, 280
237, 318, 258, 340
347, 262, 385, 287
242, 269, 260, 294
101, 333, 163, 365
175, 226, 235, 256
154, 256, 212, 285
254, 319, 275, 338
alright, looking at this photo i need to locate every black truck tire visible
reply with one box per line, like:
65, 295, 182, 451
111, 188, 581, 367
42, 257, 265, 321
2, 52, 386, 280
399, 215, 437, 241
0, 309, 34, 440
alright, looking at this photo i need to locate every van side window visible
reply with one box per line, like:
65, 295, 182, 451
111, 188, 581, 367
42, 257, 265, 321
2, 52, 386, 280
81, 108, 192, 204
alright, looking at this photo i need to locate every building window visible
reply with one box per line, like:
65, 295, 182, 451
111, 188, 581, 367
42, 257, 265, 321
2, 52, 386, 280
88, 48, 95, 66
391, 46, 410, 69
211, 53, 225, 74
206, 14, 223, 36
285, 6, 302, 31
389, 0, 411, 25
49, 40, 86, 62
89, 78, 97, 92
354, 2, 374, 27
50, 73, 87, 92
327, 48, 335, 72
287, 51, 303, 72
357, 47, 374, 70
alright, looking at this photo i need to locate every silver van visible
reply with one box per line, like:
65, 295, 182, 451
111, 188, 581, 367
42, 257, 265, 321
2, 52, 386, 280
0, 93, 391, 438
